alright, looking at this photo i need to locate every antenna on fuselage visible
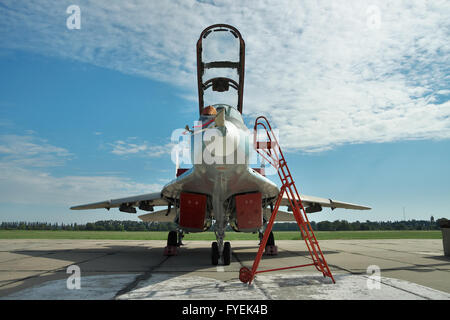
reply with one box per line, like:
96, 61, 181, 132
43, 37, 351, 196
175, 147, 179, 177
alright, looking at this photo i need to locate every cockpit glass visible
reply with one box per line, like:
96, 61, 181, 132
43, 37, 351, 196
200, 28, 241, 111
213, 104, 243, 123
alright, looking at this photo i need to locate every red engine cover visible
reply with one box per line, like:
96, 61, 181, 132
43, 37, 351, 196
235, 192, 262, 230
179, 192, 207, 230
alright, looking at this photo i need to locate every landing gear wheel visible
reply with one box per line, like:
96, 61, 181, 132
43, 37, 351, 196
167, 231, 177, 246
164, 231, 178, 256
266, 231, 275, 246
223, 242, 231, 265
264, 231, 278, 255
211, 242, 219, 265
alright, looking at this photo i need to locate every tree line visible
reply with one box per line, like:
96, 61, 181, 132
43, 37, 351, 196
0, 220, 177, 231
0, 218, 447, 232
288, 219, 447, 231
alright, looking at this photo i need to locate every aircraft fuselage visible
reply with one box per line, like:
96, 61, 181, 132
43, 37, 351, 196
161, 104, 279, 252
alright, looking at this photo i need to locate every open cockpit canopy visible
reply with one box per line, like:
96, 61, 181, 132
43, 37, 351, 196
197, 24, 245, 115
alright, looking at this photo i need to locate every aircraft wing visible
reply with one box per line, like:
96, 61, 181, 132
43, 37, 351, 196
138, 209, 175, 222
70, 192, 168, 211
280, 194, 371, 212
264, 208, 296, 221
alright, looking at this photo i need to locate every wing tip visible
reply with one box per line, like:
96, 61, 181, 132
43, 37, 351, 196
353, 205, 371, 210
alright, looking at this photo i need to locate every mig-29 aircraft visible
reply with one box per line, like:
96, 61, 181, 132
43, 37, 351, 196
71, 24, 370, 265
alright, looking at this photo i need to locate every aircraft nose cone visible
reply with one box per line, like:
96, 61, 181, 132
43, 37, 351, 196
204, 120, 239, 158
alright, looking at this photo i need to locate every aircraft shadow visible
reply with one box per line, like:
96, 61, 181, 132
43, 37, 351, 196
1, 243, 341, 298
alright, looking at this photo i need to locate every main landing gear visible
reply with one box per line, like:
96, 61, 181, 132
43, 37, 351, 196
164, 231, 179, 256
163, 230, 233, 265
259, 230, 278, 256
211, 241, 231, 265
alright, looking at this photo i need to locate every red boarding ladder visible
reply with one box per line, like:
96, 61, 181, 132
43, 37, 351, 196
239, 116, 335, 284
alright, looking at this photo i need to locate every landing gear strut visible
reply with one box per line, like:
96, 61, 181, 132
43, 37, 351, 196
177, 230, 184, 247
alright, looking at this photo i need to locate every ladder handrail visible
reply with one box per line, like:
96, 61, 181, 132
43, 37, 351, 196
240, 116, 335, 284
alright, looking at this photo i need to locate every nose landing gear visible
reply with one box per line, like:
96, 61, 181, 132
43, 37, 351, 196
211, 241, 231, 266
211, 242, 219, 265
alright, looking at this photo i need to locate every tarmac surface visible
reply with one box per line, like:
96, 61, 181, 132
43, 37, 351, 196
0, 239, 449, 300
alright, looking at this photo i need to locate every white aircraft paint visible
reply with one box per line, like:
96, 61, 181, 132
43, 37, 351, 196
414, 252, 443, 256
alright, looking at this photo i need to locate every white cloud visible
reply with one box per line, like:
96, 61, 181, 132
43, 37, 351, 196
1, 0, 449, 152
109, 139, 174, 158
0, 134, 72, 167
0, 162, 162, 206
0, 133, 163, 206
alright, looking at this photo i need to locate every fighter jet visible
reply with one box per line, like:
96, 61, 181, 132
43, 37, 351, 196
71, 24, 370, 265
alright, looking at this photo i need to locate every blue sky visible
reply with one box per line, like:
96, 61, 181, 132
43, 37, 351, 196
0, 1, 449, 224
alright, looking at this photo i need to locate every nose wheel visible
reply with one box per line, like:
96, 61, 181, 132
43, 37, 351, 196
223, 242, 231, 265
211, 241, 231, 265
211, 242, 219, 265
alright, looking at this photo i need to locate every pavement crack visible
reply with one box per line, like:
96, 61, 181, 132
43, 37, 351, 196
113, 256, 170, 299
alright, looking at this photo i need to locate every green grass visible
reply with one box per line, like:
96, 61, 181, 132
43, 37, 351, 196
0, 230, 442, 240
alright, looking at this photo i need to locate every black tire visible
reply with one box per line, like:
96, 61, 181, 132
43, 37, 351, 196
167, 231, 177, 247
266, 231, 275, 246
223, 242, 231, 265
211, 242, 219, 265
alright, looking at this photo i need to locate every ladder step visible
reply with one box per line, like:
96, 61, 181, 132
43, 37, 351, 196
256, 141, 274, 149
250, 115, 335, 284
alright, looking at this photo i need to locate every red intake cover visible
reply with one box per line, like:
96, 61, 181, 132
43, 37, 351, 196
235, 192, 262, 230
176, 168, 189, 177
252, 168, 265, 177
179, 192, 207, 230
